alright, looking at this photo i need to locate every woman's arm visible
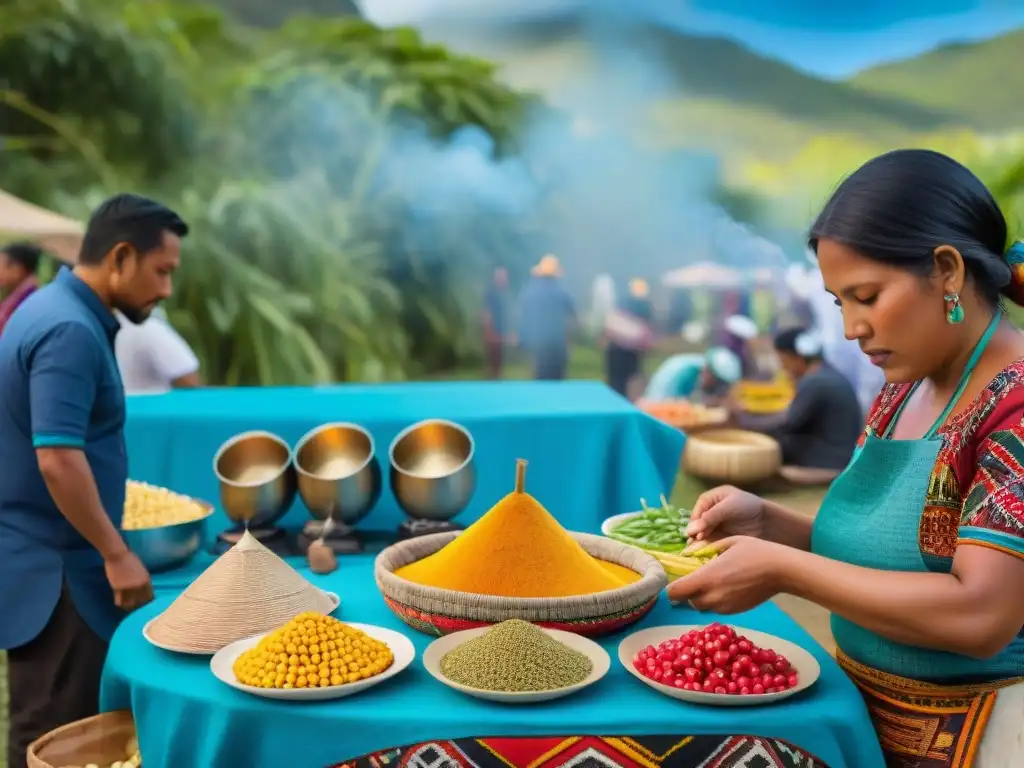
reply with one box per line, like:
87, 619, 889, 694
778, 543, 1024, 658
762, 499, 814, 551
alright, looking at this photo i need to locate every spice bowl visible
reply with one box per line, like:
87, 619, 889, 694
375, 531, 667, 637
422, 626, 610, 704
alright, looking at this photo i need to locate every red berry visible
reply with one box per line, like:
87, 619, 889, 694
727, 681, 738, 693
752, 683, 765, 694
715, 685, 727, 694
673, 677, 687, 689
773, 674, 788, 688
788, 674, 799, 688
761, 674, 775, 688
737, 639, 752, 653
653, 669, 663, 681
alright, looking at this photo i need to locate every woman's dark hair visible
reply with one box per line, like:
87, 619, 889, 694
809, 149, 1011, 306
0, 242, 43, 274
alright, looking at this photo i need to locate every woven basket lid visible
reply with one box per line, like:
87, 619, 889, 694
147, 531, 334, 653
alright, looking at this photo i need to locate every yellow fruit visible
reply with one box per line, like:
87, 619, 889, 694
233, 613, 393, 689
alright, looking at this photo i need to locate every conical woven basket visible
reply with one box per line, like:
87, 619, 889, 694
375, 531, 667, 637
683, 428, 781, 485
28, 711, 136, 768
147, 531, 335, 653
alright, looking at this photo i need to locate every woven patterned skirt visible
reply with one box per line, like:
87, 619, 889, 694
330, 734, 827, 768
837, 649, 1024, 768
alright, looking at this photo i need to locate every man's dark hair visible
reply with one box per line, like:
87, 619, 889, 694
0, 242, 43, 274
78, 194, 189, 266
774, 326, 823, 361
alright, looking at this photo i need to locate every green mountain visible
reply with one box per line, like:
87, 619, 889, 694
206, 0, 360, 28
850, 29, 1024, 130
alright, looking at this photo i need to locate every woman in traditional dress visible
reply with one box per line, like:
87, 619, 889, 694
669, 149, 1024, 767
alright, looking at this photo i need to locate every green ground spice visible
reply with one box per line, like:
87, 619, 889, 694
440, 619, 593, 692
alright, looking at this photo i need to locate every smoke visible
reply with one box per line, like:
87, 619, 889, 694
361, 1, 790, 294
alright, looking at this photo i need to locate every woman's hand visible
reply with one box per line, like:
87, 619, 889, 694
666, 536, 793, 614
684, 486, 766, 548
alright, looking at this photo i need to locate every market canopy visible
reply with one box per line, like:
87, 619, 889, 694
0, 189, 82, 264
662, 261, 743, 289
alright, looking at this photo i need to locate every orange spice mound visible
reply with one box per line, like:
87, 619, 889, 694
395, 461, 641, 598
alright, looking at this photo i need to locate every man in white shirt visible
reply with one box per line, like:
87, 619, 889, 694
115, 307, 201, 394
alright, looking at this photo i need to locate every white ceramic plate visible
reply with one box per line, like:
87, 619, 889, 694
618, 625, 820, 707
210, 622, 415, 701
600, 511, 642, 537
422, 626, 610, 704
143, 590, 342, 655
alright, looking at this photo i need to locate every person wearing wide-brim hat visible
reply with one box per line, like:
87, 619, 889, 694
517, 254, 575, 380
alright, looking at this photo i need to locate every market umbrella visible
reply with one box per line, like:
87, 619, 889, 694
662, 261, 743, 289
0, 188, 83, 264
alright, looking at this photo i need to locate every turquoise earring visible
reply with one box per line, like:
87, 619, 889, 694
945, 293, 965, 324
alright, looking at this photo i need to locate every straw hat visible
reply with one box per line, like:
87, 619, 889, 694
628, 278, 649, 298
146, 531, 335, 653
531, 254, 563, 277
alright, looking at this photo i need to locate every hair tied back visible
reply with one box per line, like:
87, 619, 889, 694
1002, 240, 1024, 307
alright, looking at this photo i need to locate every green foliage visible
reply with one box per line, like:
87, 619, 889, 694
851, 30, 1024, 131
0, 0, 537, 384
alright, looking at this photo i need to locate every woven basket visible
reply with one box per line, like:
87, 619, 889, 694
146, 530, 335, 653
375, 531, 667, 637
28, 711, 136, 768
682, 428, 782, 485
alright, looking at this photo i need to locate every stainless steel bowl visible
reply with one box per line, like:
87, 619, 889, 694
294, 422, 382, 526
123, 503, 213, 573
213, 431, 297, 528
389, 419, 475, 522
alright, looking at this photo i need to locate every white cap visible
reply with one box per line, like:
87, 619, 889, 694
795, 330, 824, 358
704, 346, 742, 384
724, 315, 758, 340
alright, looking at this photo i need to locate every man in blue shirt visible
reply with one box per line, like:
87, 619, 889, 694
0, 194, 188, 765
517, 255, 576, 380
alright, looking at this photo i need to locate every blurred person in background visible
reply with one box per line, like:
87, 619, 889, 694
603, 277, 654, 396
481, 266, 511, 380
0, 242, 42, 336
0, 194, 186, 766
517, 254, 576, 380
115, 306, 201, 394
642, 346, 742, 405
721, 314, 760, 378
770, 327, 862, 479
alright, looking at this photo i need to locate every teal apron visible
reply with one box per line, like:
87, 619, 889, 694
811, 312, 1013, 681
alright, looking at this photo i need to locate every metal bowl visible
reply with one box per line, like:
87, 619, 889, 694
213, 431, 297, 528
123, 502, 213, 573
294, 422, 382, 526
389, 419, 475, 522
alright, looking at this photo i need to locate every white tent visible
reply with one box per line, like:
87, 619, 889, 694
662, 261, 743, 289
0, 189, 82, 264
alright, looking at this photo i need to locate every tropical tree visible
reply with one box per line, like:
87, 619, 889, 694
0, 0, 538, 383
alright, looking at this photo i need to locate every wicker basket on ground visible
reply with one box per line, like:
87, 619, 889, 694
375, 531, 667, 637
28, 711, 137, 768
683, 428, 782, 485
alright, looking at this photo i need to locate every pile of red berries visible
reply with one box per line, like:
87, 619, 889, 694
632, 623, 799, 695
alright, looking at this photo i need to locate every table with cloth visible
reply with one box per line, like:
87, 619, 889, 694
100, 381, 884, 768
122, 381, 684, 538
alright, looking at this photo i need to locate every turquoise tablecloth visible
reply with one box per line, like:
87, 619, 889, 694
101, 555, 884, 768
125, 381, 684, 542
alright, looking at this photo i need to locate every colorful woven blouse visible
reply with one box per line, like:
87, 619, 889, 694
860, 359, 1024, 681
863, 359, 1024, 570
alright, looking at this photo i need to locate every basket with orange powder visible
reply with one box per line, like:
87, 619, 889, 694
374, 460, 667, 637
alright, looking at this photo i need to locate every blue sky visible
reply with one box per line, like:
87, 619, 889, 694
358, 0, 1024, 78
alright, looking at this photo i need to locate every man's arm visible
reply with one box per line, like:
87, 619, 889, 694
770, 377, 818, 436
146, 317, 201, 390
30, 322, 129, 561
